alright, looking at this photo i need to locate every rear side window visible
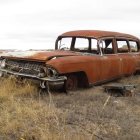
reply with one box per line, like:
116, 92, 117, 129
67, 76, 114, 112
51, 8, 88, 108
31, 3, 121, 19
116, 39, 129, 53
129, 41, 138, 52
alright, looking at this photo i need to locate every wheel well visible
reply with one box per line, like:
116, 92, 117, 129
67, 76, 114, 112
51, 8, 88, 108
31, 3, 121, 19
63, 71, 89, 88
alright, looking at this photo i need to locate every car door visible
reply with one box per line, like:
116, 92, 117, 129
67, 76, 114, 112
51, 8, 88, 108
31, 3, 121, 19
99, 38, 122, 82
116, 38, 136, 75
128, 40, 140, 73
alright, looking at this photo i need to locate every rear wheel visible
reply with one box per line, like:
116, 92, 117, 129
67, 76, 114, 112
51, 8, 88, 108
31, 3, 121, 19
65, 74, 78, 91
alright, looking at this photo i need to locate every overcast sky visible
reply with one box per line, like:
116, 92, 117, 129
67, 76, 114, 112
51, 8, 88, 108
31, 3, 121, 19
0, 0, 140, 50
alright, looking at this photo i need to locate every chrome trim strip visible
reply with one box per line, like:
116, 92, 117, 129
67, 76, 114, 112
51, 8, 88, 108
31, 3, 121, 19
0, 68, 67, 82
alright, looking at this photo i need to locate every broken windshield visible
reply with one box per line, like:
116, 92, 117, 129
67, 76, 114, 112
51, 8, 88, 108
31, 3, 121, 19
57, 37, 98, 53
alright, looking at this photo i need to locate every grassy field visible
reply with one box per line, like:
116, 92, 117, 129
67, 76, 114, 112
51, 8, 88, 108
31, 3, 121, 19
0, 76, 140, 140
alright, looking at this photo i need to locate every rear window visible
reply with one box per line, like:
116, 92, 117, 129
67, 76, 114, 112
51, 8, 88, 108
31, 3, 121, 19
129, 41, 138, 52
116, 39, 129, 53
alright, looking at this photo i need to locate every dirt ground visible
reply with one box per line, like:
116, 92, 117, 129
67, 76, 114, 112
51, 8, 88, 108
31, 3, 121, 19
0, 75, 140, 140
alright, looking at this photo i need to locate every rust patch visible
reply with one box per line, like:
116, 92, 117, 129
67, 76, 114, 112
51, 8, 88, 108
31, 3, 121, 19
0, 30, 140, 91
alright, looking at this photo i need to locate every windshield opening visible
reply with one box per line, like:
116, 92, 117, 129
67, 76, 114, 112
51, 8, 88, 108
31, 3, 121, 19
58, 37, 72, 50
56, 37, 98, 54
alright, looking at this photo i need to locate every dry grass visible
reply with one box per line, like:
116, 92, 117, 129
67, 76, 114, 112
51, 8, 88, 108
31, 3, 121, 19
0, 76, 140, 140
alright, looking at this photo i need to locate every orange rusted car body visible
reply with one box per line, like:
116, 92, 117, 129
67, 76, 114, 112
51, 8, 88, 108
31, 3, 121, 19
0, 30, 140, 90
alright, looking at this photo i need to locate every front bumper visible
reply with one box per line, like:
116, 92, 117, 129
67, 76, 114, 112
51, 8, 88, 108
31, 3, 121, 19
0, 68, 67, 87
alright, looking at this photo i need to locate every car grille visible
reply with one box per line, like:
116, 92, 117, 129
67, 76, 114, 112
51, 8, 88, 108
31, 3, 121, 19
5, 59, 45, 76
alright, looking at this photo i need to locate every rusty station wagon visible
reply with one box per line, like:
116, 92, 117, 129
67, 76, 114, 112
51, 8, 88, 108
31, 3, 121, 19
0, 30, 140, 91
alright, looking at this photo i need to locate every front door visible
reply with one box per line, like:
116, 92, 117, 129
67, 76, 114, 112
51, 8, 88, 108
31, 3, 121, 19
99, 38, 122, 82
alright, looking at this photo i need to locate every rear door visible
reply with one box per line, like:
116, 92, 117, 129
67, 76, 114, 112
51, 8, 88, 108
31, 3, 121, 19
129, 40, 140, 72
116, 38, 136, 75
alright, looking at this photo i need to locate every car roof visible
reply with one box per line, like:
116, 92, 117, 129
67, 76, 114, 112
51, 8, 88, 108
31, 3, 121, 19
60, 30, 139, 40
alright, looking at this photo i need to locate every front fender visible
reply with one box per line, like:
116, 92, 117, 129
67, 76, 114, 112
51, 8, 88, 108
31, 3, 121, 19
46, 55, 101, 84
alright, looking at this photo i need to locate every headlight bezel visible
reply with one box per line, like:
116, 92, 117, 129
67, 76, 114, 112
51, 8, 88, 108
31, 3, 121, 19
37, 67, 47, 78
46, 66, 59, 78
38, 65, 59, 78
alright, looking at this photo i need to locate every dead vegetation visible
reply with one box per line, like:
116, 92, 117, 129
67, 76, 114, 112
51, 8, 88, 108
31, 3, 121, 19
0, 76, 140, 140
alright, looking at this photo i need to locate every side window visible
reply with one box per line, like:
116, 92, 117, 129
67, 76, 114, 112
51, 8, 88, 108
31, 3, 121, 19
129, 41, 138, 52
74, 38, 89, 51
101, 39, 114, 54
116, 39, 129, 53
91, 39, 98, 54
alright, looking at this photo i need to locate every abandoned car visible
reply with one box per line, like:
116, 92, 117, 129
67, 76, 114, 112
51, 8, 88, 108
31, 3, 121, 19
0, 30, 140, 91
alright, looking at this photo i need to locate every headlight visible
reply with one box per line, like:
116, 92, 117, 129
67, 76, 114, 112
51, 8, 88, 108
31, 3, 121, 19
38, 66, 58, 78
38, 67, 47, 78
47, 67, 58, 78
0, 59, 6, 68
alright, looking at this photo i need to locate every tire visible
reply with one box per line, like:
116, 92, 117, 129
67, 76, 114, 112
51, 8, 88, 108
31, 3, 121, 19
65, 74, 78, 91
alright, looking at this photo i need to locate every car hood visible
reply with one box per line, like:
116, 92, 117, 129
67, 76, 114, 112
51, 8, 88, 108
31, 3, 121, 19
1, 50, 81, 62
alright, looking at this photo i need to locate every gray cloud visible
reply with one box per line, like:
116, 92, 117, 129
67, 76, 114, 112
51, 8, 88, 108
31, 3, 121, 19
5, 33, 56, 44
0, 0, 140, 49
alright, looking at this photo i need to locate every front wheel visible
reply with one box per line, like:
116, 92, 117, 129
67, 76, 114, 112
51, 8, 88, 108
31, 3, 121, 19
65, 74, 78, 91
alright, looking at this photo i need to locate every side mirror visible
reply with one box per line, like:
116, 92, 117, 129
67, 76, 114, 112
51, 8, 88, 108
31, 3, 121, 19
98, 40, 103, 56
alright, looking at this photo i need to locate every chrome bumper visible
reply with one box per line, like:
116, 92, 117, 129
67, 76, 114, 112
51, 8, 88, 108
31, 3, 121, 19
0, 68, 67, 87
